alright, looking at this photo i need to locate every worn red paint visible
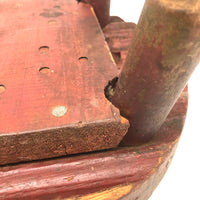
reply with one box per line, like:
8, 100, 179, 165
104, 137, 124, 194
0, 0, 129, 165
0, 87, 188, 200
103, 22, 136, 73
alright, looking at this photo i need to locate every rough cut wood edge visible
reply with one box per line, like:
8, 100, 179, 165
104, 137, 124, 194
0, 87, 188, 200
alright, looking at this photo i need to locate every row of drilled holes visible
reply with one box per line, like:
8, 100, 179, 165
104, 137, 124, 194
39, 46, 88, 72
0, 4, 89, 118
0, 46, 88, 94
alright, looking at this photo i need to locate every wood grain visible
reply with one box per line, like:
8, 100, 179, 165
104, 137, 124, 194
66, 185, 133, 200
0, 1, 189, 199
103, 22, 136, 73
0, 0, 129, 165
0, 86, 188, 200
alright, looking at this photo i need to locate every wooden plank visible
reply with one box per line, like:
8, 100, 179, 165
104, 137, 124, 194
103, 22, 136, 73
0, 139, 178, 200
80, 0, 111, 28
110, 0, 200, 144
0, 87, 188, 200
0, 0, 129, 165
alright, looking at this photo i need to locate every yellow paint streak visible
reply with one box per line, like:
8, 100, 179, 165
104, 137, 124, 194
157, 156, 163, 166
120, 116, 128, 124
66, 184, 133, 200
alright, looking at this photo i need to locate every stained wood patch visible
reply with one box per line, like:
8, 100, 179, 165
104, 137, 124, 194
0, 0, 129, 165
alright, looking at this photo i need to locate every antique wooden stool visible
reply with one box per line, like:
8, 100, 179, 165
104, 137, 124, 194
0, 0, 199, 199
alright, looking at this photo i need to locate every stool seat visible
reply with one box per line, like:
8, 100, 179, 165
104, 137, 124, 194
0, 0, 128, 165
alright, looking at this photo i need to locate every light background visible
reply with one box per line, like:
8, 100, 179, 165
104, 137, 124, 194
110, 1, 200, 199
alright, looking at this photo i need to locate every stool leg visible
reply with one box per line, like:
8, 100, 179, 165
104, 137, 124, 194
110, 0, 200, 145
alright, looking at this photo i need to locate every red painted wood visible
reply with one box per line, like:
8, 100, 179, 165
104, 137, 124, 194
111, 0, 200, 144
103, 22, 136, 73
81, 0, 111, 28
0, 87, 188, 200
0, 0, 129, 165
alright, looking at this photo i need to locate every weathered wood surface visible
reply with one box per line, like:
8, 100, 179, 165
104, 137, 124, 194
0, 87, 188, 200
80, 0, 111, 28
0, 3, 189, 198
0, 0, 129, 165
104, 22, 136, 53
103, 22, 136, 73
110, 0, 200, 144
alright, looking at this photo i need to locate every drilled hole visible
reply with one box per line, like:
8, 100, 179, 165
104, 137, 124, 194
78, 57, 88, 63
48, 20, 57, 24
78, 121, 83, 127
39, 67, 50, 74
0, 85, 6, 94
39, 46, 49, 53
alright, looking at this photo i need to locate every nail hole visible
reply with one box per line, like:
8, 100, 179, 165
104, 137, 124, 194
52, 106, 68, 117
78, 57, 88, 63
0, 85, 6, 94
39, 67, 50, 74
48, 20, 57, 24
39, 46, 49, 53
